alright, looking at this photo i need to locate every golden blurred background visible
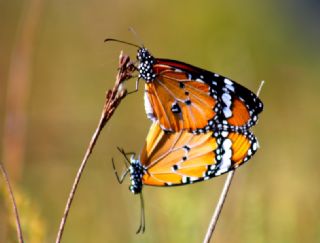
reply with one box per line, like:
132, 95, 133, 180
1, 0, 320, 242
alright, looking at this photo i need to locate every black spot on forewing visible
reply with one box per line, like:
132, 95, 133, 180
171, 102, 181, 113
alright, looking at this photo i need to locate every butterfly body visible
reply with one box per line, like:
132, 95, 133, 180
128, 159, 144, 194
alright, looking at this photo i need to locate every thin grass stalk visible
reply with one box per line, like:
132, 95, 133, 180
0, 163, 24, 243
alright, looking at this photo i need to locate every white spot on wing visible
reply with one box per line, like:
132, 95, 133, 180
196, 78, 204, 83
222, 93, 232, 118
226, 84, 235, 92
223, 107, 232, 118
253, 142, 257, 151
182, 176, 188, 183
144, 92, 156, 121
217, 139, 232, 175
224, 78, 233, 85
221, 131, 229, 138
222, 93, 232, 107
210, 164, 216, 170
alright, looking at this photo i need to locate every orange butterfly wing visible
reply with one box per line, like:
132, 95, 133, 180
139, 123, 258, 186
143, 58, 263, 132
144, 64, 216, 132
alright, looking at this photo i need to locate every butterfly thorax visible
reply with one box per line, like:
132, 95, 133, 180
129, 159, 145, 194
137, 48, 156, 83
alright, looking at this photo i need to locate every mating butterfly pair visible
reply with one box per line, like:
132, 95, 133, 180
109, 40, 263, 233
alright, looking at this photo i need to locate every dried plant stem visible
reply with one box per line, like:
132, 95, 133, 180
203, 81, 265, 243
55, 52, 133, 243
0, 163, 24, 243
203, 171, 234, 243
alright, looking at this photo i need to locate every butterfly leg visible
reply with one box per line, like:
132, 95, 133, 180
136, 193, 146, 234
112, 158, 129, 184
127, 78, 140, 95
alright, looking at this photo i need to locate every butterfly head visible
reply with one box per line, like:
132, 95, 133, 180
137, 48, 156, 83
129, 158, 144, 194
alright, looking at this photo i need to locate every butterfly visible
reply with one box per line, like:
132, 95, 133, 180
112, 121, 259, 233
106, 39, 263, 133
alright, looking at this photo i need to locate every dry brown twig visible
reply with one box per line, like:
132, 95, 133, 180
203, 80, 265, 243
55, 51, 134, 243
0, 163, 24, 243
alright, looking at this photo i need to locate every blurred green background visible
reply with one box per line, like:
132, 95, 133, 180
1, 0, 320, 242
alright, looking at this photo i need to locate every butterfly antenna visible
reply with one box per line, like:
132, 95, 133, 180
128, 27, 145, 47
104, 38, 141, 49
136, 193, 146, 234
117, 147, 136, 168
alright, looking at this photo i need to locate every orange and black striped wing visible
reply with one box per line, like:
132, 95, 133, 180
139, 123, 258, 186
143, 58, 263, 133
